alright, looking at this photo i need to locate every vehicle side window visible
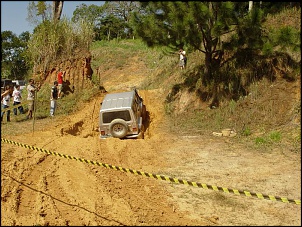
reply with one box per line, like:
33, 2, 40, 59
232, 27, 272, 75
103, 110, 131, 123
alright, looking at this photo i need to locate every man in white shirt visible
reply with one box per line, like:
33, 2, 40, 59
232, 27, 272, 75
12, 85, 24, 115
179, 49, 187, 70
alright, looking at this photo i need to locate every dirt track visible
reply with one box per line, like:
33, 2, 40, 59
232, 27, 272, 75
1, 77, 301, 225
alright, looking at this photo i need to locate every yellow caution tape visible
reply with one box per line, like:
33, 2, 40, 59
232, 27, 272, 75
1, 138, 300, 205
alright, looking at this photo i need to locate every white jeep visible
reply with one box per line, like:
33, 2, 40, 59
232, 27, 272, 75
99, 89, 146, 139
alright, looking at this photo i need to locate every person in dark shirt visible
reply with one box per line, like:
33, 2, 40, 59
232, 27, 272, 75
50, 81, 59, 117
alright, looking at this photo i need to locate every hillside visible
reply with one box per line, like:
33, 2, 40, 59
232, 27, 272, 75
1, 7, 301, 226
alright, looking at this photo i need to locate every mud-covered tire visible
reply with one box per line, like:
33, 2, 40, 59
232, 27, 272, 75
109, 119, 128, 138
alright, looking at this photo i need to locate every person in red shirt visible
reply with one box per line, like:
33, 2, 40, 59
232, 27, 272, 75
57, 69, 65, 98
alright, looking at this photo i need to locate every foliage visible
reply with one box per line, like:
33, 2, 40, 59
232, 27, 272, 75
242, 127, 251, 136
72, 1, 142, 41
133, 2, 300, 107
1, 31, 31, 79
260, 2, 301, 15
269, 131, 282, 142
25, 18, 94, 74
254, 131, 282, 147
131, 2, 248, 106
71, 3, 104, 26
97, 14, 128, 41
27, 1, 52, 26
255, 137, 267, 145
101, 1, 142, 39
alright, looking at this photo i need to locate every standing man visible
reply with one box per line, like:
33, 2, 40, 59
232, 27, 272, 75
50, 81, 59, 117
57, 68, 65, 98
12, 84, 24, 115
26, 79, 40, 120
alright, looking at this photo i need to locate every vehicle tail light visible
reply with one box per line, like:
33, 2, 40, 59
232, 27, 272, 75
132, 127, 137, 132
101, 130, 105, 135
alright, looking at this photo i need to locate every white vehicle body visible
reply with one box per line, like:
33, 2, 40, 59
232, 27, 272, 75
99, 89, 146, 139
12, 80, 26, 91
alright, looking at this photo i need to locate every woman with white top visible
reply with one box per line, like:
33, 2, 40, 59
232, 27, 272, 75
1, 85, 14, 122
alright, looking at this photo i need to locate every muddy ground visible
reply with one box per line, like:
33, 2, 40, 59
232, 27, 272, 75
1, 70, 301, 226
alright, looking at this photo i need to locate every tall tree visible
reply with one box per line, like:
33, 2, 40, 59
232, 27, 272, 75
53, 1, 64, 21
27, 1, 52, 26
1, 31, 31, 79
132, 2, 240, 81
72, 3, 103, 26
71, 1, 142, 40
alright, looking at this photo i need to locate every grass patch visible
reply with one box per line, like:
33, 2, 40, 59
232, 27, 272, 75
269, 131, 282, 142
254, 130, 282, 147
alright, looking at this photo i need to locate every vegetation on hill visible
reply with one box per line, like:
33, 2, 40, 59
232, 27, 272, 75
2, 3, 300, 152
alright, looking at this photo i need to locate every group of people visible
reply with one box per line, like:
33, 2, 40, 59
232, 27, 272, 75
1, 68, 65, 122
1, 84, 26, 122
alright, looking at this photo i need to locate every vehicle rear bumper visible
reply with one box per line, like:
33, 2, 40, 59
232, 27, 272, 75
99, 131, 141, 139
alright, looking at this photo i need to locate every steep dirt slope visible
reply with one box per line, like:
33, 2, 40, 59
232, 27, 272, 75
1, 58, 301, 226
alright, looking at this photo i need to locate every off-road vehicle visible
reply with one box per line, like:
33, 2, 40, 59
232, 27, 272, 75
99, 89, 146, 139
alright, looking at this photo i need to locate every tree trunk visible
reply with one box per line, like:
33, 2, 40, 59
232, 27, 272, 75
204, 51, 213, 82
204, 48, 221, 108
53, 1, 64, 22
107, 28, 111, 41
248, 1, 253, 12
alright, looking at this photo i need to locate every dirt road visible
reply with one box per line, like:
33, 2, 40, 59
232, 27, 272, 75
1, 84, 301, 225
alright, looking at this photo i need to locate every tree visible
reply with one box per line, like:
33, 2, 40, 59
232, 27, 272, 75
27, 1, 63, 26
27, 1, 52, 26
102, 1, 142, 39
53, 1, 64, 21
132, 2, 241, 81
71, 3, 105, 40
98, 14, 127, 40
72, 3, 103, 26
71, 1, 143, 41
1, 31, 31, 79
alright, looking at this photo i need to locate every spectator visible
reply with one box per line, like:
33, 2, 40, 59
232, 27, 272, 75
57, 68, 65, 98
182, 50, 187, 68
12, 84, 24, 115
1, 85, 14, 122
178, 48, 187, 70
50, 81, 59, 117
26, 79, 40, 120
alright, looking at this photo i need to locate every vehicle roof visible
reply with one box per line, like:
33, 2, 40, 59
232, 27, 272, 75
12, 80, 26, 86
101, 90, 135, 111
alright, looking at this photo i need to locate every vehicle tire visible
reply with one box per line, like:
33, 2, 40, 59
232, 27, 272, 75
109, 119, 128, 138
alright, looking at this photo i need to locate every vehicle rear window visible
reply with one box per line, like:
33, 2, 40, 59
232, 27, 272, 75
102, 110, 131, 123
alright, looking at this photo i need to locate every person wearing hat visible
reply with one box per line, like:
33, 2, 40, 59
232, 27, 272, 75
50, 81, 59, 117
